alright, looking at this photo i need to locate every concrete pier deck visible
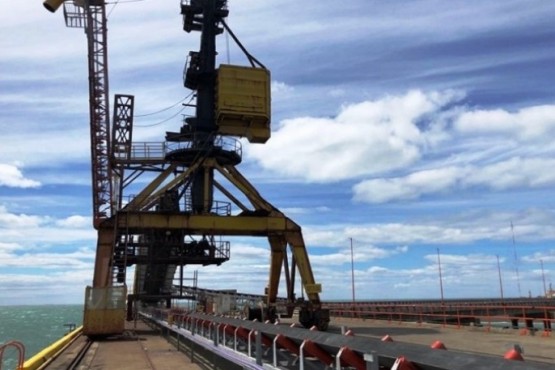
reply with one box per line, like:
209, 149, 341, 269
43, 320, 202, 370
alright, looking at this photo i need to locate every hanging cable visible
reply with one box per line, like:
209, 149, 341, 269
134, 93, 196, 127
134, 93, 194, 118
134, 106, 188, 127
106, 0, 121, 18
107, 0, 145, 19
225, 27, 231, 64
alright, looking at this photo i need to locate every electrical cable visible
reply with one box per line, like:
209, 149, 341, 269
134, 93, 196, 127
106, 0, 145, 18
134, 106, 188, 127
134, 93, 194, 118
107, 0, 121, 18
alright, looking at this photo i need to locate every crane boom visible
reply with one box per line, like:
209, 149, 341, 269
85, 2, 112, 228
53, 0, 112, 228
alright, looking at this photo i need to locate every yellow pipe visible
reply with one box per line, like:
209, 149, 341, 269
19, 325, 83, 370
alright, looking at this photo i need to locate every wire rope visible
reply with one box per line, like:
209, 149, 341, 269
134, 93, 194, 118
134, 94, 196, 127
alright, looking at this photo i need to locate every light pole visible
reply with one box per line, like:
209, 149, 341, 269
437, 248, 444, 304
541, 259, 548, 297
496, 255, 504, 302
350, 238, 355, 303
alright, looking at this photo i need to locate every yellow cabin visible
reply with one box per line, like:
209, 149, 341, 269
215, 64, 271, 143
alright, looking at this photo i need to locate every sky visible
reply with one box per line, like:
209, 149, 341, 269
1, 0, 555, 305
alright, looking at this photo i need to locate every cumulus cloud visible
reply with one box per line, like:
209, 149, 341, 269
0, 205, 44, 228
353, 157, 555, 203
0, 164, 41, 188
247, 87, 555, 204
455, 105, 555, 140
271, 80, 294, 95
248, 90, 462, 182
56, 215, 91, 228
311, 244, 408, 265
521, 249, 555, 263
0, 206, 96, 244
0, 247, 95, 269
344, 208, 555, 245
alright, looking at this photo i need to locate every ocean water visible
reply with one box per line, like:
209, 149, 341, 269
0, 305, 83, 370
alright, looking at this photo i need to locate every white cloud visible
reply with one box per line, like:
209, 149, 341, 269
0, 206, 96, 244
522, 249, 555, 264
0, 247, 94, 269
0, 164, 41, 188
56, 215, 91, 228
354, 157, 555, 203
311, 244, 408, 265
343, 208, 555, 245
455, 105, 555, 141
271, 81, 294, 95
0, 205, 44, 228
248, 90, 461, 182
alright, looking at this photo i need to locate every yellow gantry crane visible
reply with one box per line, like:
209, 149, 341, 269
43, 0, 330, 335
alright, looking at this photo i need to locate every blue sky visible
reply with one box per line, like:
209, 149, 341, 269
1, 0, 555, 305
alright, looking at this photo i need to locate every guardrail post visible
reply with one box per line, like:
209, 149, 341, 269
234, 327, 239, 352
177, 325, 181, 351
272, 335, 279, 367
363, 351, 380, 370
248, 329, 253, 357
299, 340, 307, 370
255, 330, 262, 365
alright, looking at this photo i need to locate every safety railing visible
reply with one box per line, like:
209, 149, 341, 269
326, 302, 555, 334
129, 142, 167, 160
0, 341, 25, 370
140, 310, 552, 370
127, 136, 242, 162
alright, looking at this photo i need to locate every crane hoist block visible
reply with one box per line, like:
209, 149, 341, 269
215, 64, 271, 143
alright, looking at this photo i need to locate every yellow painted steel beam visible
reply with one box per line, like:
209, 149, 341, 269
214, 162, 274, 212
267, 235, 287, 304
214, 179, 250, 212
117, 212, 299, 235
140, 161, 203, 211
123, 164, 177, 211
285, 231, 321, 304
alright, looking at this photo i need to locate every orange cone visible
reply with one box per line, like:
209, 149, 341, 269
381, 334, 394, 342
430, 340, 446, 350
391, 356, 418, 370
504, 348, 524, 361
344, 329, 355, 336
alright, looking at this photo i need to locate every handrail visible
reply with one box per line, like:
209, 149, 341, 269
142, 311, 553, 370
18, 326, 83, 370
326, 301, 555, 333
0, 340, 25, 370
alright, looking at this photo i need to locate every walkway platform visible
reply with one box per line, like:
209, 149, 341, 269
43, 320, 201, 370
